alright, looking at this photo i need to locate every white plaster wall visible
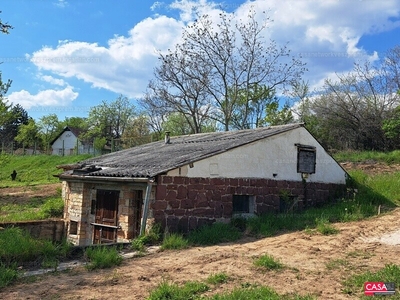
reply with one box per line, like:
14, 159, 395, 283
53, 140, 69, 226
52, 131, 79, 155
168, 127, 347, 184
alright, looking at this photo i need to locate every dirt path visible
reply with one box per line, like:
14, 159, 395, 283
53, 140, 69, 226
0, 183, 60, 205
1, 208, 400, 300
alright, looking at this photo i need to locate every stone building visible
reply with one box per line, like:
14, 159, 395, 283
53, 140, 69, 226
58, 123, 348, 246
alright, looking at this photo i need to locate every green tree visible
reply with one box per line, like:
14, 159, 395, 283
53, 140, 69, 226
15, 118, 40, 149
61, 116, 89, 131
37, 114, 62, 153
0, 104, 29, 146
121, 114, 152, 148
383, 92, 400, 148
264, 99, 293, 126
83, 95, 136, 151
230, 85, 276, 129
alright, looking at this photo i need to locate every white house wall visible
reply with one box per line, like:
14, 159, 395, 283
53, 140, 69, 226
168, 127, 346, 184
52, 131, 80, 155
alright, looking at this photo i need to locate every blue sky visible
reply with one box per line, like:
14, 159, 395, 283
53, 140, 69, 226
1, 0, 400, 121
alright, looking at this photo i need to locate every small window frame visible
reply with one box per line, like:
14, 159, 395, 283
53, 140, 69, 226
69, 221, 78, 235
232, 195, 255, 216
296, 144, 316, 174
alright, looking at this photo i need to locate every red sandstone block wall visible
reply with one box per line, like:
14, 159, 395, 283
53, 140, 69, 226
151, 175, 345, 233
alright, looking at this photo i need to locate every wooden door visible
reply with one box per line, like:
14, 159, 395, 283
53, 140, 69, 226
93, 189, 119, 244
132, 190, 143, 237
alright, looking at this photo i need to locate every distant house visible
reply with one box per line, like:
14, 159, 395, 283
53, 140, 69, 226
57, 123, 348, 246
50, 126, 93, 156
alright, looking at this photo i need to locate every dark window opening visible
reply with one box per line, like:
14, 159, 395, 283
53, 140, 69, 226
232, 195, 254, 214
91, 199, 96, 214
70, 221, 78, 235
296, 145, 316, 174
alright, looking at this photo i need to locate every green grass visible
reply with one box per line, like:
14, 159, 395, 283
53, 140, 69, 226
131, 223, 162, 252
0, 227, 73, 288
210, 286, 315, 300
187, 222, 242, 246
333, 150, 400, 164
147, 280, 315, 300
315, 217, 340, 235
161, 233, 189, 250
0, 263, 19, 289
84, 246, 123, 270
0, 154, 93, 187
343, 264, 400, 298
253, 254, 284, 270
0, 196, 64, 222
147, 280, 209, 300
206, 273, 230, 285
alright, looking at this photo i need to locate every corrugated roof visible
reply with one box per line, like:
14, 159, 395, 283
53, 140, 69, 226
65, 123, 303, 178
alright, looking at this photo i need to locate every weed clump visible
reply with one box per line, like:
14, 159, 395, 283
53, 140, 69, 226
85, 246, 123, 270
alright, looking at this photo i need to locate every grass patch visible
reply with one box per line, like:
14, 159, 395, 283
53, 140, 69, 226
187, 222, 241, 246
161, 233, 189, 250
147, 280, 209, 300
343, 264, 400, 297
0, 263, 19, 289
84, 246, 123, 270
315, 217, 339, 235
209, 285, 315, 300
0, 227, 72, 266
147, 280, 314, 300
0, 154, 93, 187
0, 196, 64, 222
333, 150, 400, 164
206, 272, 230, 285
253, 254, 284, 271
346, 250, 374, 259
326, 259, 350, 270
131, 223, 162, 252
0, 227, 73, 288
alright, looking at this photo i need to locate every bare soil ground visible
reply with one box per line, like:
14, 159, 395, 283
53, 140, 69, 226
0, 164, 399, 300
0, 183, 60, 205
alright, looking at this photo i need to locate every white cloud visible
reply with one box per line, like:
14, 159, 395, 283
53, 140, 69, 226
54, 0, 68, 8
150, 1, 164, 11
30, 16, 184, 98
39, 75, 66, 86
27, 0, 400, 100
7, 86, 78, 109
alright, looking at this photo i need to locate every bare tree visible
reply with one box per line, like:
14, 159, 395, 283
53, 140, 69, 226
143, 8, 306, 132
0, 11, 13, 34
311, 61, 400, 150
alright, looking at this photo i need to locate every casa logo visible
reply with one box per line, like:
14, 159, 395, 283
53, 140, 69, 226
364, 282, 396, 296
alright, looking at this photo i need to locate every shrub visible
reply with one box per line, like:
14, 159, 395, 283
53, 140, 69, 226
85, 246, 123, 270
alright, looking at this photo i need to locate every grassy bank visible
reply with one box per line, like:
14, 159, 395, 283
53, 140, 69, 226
0, 154, 92, 187
333, 149, 400, 164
